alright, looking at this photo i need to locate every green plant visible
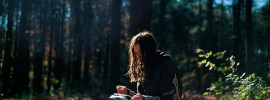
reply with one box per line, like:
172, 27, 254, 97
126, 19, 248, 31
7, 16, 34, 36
233, 73, 270, 99
195, 49, 270, 99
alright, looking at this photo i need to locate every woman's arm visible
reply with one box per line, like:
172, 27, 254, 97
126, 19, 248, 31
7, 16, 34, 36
159, 60, 181, 100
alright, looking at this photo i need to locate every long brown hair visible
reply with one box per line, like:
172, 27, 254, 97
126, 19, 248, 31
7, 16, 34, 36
126, 31, 158, 82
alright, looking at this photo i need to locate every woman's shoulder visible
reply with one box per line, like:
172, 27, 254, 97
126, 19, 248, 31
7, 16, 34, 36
157, 54, 175, 71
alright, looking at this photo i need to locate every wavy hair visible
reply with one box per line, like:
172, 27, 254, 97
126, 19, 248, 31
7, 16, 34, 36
126, 31, 158, 82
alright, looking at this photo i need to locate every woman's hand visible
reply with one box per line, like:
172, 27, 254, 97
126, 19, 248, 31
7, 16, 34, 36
131, 94, 143, 100
116, 85, 127, 94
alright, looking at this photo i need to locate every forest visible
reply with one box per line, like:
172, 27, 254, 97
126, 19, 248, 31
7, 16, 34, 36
0, 0, 270, 99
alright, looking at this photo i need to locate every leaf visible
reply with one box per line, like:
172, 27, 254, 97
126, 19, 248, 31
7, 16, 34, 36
217, 67, 224, 72
210, 63, 216, 68
201, 59, 207, 64
206, 51, 212, 58
195, 48, 204, 53
198, 54, 205, 58
205, 61, 210, 67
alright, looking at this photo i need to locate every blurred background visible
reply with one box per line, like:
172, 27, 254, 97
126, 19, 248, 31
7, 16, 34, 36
0, 0, 270, 99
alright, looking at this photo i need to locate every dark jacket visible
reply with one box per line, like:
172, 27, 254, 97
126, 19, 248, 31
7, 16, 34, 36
130, 52, 182, 100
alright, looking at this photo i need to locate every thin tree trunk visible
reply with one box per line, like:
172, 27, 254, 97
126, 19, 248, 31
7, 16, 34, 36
109, 0, 122, 92
268, 0, 270, 64
72, 0, 82, 81
54, 0, 65, 90
157, 0, 167, 50
245, 0, 253, 74
233, 0, 242, 67
205, 0, 213, 51
2, 0, 14, 97
33, 0, 46, 94
199, 0, 202, 45
129, 0, 152, 36
219, 0, 224, 50
12, 0, 31, 96
83, 0, 92, 85
198, 0, 202, 93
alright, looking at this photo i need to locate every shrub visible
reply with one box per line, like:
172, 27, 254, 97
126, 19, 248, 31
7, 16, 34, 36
195, 49, 270, 99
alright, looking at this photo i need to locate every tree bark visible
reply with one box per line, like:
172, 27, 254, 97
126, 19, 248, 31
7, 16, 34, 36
2, 0, 14, 97
72, 0, 82, 81
109, 0, 122, 92
206, 0, 213, 51
233, 0, 242, 68
54, 0, 65, 90
12, 0, 31, 96
245, 0, 253, 74
268, 0, 270, 64
83, 0, 92, 85
33, 0, 46, 94
129, 0, 152, 36
157, 0, 168, 50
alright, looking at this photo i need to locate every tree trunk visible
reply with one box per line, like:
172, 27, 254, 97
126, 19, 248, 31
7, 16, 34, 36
219, 0, 224, 50
198, 0, 202, 94
54, 0, 65, 90
206, 0, 213, 51
268, 0, 270, 64
12, 0, 31, 96
129, 0, 152, 36
83, 0, 92, 85
157, 0, 167, 50
72, 0, 82, 81
245, 0, 253, 74
233, 0, 242, 70
2, 0, 14, 97
109, 0, 122, 92
198, 0, 202, 46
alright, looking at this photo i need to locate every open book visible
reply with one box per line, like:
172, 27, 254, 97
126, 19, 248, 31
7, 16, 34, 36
109, 93, 131, 100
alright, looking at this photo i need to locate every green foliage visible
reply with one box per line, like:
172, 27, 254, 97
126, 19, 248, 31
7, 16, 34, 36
196, 49, 270, 99
233, 73, 270, 100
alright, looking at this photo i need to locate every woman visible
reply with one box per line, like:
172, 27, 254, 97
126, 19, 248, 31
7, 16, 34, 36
116, 31, 182, 100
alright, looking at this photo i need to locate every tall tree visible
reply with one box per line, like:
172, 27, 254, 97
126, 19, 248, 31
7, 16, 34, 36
268, 0, 270, 64
233, 0, 242, 71
200, 0, 214, 51
54, 0, 66, 90
157, 0, 168, 50
109, 0, 122, 92
12, 0, 31, 96
2, 0, 14, 97
206, 0, 213, 51
0, 0, 7, 69
129, 0, 152, 36
199, 0, 202, 45
47, 0, 57, 94
245, 0, 253, 74
71, 0, 82, 81
33, 0, 45, 94
219, 0, 224, 49
83, 0, 92, 85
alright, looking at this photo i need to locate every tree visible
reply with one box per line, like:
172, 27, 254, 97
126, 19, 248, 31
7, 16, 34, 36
157, 0, 168, 50
54, 0, 65, 90
233, 0, 243, 72
32, 0, 44, 94
245, 0, 253, 74
109, 0, 122, 92
12, 0, 31, 96
82, 0, 93, 86
129, 0, 152, 36
2, 0, 14, 97
71, 0, 82, 81
206, 0, 213, 51
268, 0, 270, 64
